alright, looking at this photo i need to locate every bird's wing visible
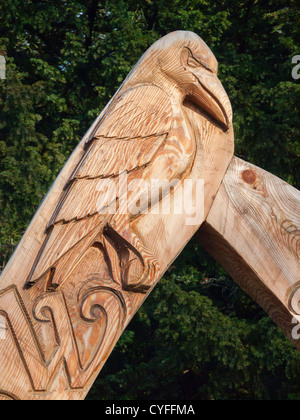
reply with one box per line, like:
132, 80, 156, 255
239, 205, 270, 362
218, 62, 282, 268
51, 85, 172, 225
29, 86, 172, 283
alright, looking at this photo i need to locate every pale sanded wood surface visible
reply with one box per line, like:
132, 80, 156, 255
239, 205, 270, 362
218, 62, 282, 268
198, 157, 300, 351
0, 31, 234, 400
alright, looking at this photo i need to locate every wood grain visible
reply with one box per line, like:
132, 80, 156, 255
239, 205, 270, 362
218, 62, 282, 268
198, 157, 300, 351
0, 31, 234, 400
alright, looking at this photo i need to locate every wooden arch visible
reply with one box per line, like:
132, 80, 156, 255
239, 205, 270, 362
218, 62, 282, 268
0, 31, 299, 400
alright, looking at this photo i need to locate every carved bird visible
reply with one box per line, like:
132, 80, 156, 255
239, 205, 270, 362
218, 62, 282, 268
24, 31, 232, 293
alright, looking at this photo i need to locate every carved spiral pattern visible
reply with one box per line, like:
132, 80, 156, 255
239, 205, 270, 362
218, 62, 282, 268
33, 293, 58, 324
74, 283, 128, 371
288, 284, 300, 316
79, 286, 127, 324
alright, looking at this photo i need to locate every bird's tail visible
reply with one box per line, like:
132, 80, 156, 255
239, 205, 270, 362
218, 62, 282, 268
23, 214, 108, 291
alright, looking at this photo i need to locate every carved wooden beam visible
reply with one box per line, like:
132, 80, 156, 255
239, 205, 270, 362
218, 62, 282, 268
0, 31, 234, 400
198, 157, 300, 352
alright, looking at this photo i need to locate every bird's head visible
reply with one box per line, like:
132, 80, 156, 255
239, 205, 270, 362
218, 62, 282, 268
130, 31, 232, 131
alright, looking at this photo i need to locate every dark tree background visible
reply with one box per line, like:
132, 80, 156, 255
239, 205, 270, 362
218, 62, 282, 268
0, 0, 299, 400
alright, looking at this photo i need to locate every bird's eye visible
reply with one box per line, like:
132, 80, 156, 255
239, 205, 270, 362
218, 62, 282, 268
187, 51, 215, 73
187, 56, 199, 69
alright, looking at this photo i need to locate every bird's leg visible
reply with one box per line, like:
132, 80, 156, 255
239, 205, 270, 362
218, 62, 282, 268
105, 213, 160, 294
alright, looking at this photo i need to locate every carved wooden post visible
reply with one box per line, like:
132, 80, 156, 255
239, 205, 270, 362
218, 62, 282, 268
1, 30, 299, 401
0, 31, 234, 400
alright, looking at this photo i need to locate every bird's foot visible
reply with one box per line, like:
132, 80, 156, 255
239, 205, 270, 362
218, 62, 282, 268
104, 223, 161, 294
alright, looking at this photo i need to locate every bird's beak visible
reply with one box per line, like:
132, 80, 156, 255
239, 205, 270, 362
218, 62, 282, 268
189, 69, 232, 131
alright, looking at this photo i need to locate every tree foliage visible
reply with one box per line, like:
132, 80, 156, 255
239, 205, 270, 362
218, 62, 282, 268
0, 0, 299, 399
